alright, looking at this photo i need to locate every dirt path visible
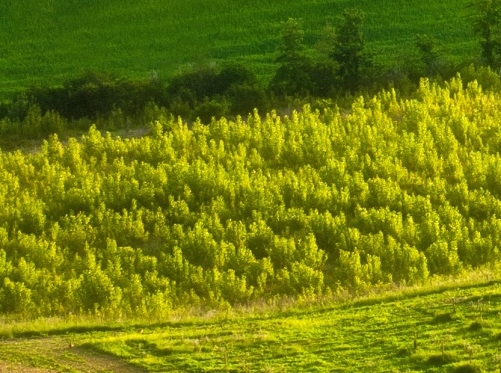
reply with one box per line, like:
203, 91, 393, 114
0, 362, 55, 373
0, 337, 146, 373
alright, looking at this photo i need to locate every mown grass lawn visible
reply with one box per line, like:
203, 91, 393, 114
2, 276, 499, 372
83, 280, 501, 372
0, 279, 501, 372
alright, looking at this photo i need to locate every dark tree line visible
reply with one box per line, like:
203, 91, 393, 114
470, 0, 501, 68
1, 3, 501, 132
269, 8, 371, 97
0, 7, 375, 126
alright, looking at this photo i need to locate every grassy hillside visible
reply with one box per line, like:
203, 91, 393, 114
0, 0, 475, 99
1, 275, 501, 372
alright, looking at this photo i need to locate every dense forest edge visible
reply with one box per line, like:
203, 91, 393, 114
3, 75, 501, 319
2, 3, 501, 148
3, 3, 501, 321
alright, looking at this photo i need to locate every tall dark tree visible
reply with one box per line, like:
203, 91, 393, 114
415, 34, 440, 77
276, 18, 306, 63
330, 8, 370, 92
269, 18, 314, 96
470, 0, 501, 67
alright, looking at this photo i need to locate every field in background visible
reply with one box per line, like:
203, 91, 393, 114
0, 0, 475, 99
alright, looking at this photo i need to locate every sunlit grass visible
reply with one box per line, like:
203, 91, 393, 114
79, 278, 501, 371
2, 267, 501, 371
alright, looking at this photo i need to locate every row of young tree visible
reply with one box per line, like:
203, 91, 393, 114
271, 0, 501, 97
2, 76, 501, 317
1, 1, 501, 132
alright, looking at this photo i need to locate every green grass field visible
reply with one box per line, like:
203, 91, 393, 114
0, 0, 476, 99
2, 273, 501, 372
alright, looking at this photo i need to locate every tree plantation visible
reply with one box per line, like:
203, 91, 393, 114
1, 76, 501, 318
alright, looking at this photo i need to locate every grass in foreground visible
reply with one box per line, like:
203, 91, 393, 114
2, 274, 501, 372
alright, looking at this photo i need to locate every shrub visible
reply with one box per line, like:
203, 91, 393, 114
0, 278, 33, 314
167, 66, 219, 106
18, 70, 167, 120
460, 63, 501, 91
78, 268, 122, 312
192, 98, 229, 124
227, 83, 269, 116
167, 64, 266, 120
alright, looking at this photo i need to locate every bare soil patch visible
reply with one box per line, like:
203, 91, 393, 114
0, 337, 145, 373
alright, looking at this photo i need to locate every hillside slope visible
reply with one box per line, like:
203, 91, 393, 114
2, 76, 501, 317
1, 276, 501, 372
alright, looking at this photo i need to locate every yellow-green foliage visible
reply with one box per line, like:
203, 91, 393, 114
1, 76, 501, 317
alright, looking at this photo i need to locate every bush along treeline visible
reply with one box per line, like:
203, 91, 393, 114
2, 2, 501, 141
0, 64, 269, 142
3, 76, 501, 317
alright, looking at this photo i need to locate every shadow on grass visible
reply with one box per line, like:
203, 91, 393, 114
431, 312, 454, 324
73, 343, 149, 372
426, 353, 456, 366
5, 325, 124, 339
452, 363, 482, 373
0, 315, 233, 339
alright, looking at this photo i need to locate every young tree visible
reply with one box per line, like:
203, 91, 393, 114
276, 18, 306, 64
330, 8, 371, 92
470, 0, 501, 67
269, 18, 314, 96
415, 34, 440, 77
